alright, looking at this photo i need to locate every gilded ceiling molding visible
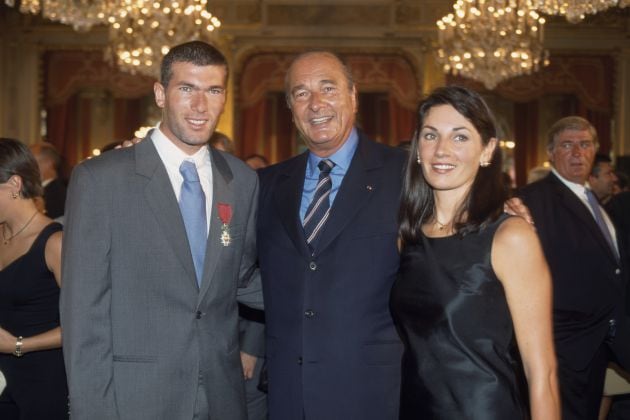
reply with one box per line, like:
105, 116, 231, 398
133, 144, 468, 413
451, 55, 614, 113
239, 53, 294, 107
45, 50, 153, 107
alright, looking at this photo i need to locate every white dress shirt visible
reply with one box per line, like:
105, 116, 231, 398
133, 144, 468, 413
151, 124, 213, 234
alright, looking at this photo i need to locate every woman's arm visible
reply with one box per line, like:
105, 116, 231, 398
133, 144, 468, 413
492, 217, 561, 420
0, 326, 62, 354
0, 230, 64, 355
45, 230, 63, 288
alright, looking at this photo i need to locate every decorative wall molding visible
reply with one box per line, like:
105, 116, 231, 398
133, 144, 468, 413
239, 52, 420, 110
45, 50, 153, 107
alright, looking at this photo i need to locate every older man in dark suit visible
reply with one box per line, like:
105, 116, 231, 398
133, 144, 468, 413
519, 116, 630, 420
257, 51, 405, 420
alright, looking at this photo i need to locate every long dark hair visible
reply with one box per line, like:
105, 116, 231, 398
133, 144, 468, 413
398, 86, 506, 245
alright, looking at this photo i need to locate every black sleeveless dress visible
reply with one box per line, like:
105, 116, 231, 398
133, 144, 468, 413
390, 215, 528, 419
0, 223, 68, 419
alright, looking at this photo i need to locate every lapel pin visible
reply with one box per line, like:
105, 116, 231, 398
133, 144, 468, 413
366, 185, 374, 191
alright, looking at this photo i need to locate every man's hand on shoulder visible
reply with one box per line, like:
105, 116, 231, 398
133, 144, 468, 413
504, 197, 533, 225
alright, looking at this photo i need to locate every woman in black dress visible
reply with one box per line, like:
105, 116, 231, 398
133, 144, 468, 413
0, 138, 68, 419
391, 87, 560, 419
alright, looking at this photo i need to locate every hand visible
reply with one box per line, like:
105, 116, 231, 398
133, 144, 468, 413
0, 327, 16, 354
240, 351, 258, 380
115, 137, 143, 149
504, 197, 533, 225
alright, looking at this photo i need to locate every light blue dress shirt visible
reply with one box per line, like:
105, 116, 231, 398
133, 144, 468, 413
299, 128, 359, 222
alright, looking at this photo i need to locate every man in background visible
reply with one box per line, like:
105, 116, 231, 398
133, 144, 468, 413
209, 130, 235, 154
589, 153, 618, 206
29, 142, 66, 218
519, 116, 630, 420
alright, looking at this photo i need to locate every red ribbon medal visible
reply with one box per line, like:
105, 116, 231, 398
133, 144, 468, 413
218, 203, 232, 246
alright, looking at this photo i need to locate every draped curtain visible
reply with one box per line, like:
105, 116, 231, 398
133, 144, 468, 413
44, 50, 153, 171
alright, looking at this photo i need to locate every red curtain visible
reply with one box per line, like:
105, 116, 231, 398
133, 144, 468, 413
239, 99, 267, 159
46, 95, 79, 180
388, 98, 416, 146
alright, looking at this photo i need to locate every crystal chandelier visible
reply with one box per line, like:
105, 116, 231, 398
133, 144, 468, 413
3, 0, 118, 31
5, 0, 222, 78
532, 0, 620, 23
105, 0, 221, 78
436, 0, 549, 90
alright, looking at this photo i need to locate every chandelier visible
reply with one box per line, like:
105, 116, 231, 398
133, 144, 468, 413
532, 0, 620, 23
105, 0, 221, 78
436, 0, 549, 90
5, 0, 222, 78
3, 0, 120, 31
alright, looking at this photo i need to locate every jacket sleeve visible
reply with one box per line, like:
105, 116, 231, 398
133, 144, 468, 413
60, 163, 119, 419
236, 174, 264, 310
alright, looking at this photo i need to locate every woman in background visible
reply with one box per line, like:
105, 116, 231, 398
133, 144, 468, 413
0, 138, 67, 419
390, 87, 560, 419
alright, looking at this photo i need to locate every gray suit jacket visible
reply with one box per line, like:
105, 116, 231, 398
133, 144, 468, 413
60, 137, 261, 420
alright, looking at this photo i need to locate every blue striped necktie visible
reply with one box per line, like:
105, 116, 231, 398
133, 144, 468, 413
179, 160, 207, 286
303, 159, 335, 250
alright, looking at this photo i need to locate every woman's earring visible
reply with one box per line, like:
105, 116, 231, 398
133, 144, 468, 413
417, 156, 422, 164
480, 161, 490, 167
11, 192, 18, 199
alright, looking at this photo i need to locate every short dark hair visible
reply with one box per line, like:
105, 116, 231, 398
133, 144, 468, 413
284, 51, 355, 106
590, 153, 612, 177
0, 138, 43, 198
399, 86, 506, 244
160, 41, 228, 87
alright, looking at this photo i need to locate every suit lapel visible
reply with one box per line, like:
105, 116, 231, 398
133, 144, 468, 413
135, 138, 199, 290
272, 152, 311, 259
548, 173, 619, 264
315, 134, 383, 254
198, 147, 234, 302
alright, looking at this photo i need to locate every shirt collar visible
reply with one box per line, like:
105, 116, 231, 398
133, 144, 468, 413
306, 127, 359, 176
152, 122, 210, 169
551, 167, 589, 196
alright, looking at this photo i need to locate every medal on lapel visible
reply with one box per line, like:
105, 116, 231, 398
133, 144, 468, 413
218, 203, 232, 246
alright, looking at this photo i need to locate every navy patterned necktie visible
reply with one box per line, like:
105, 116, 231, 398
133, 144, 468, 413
179, 160, 207, 286
585, 188, 618, 260
303, 159, 335, 250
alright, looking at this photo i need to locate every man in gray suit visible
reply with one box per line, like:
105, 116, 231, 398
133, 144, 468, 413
60, 41, 261, 420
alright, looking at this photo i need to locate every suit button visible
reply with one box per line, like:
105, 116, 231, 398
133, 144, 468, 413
298, 357, 303, 365
309, 262, 317, 271
304, 310, 315, 318
195, 311, 202, 319
615, 268, 621, 275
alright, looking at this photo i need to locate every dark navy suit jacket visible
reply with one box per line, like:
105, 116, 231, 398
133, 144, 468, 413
257, 132, 406, 420
519, 172, 630, 372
